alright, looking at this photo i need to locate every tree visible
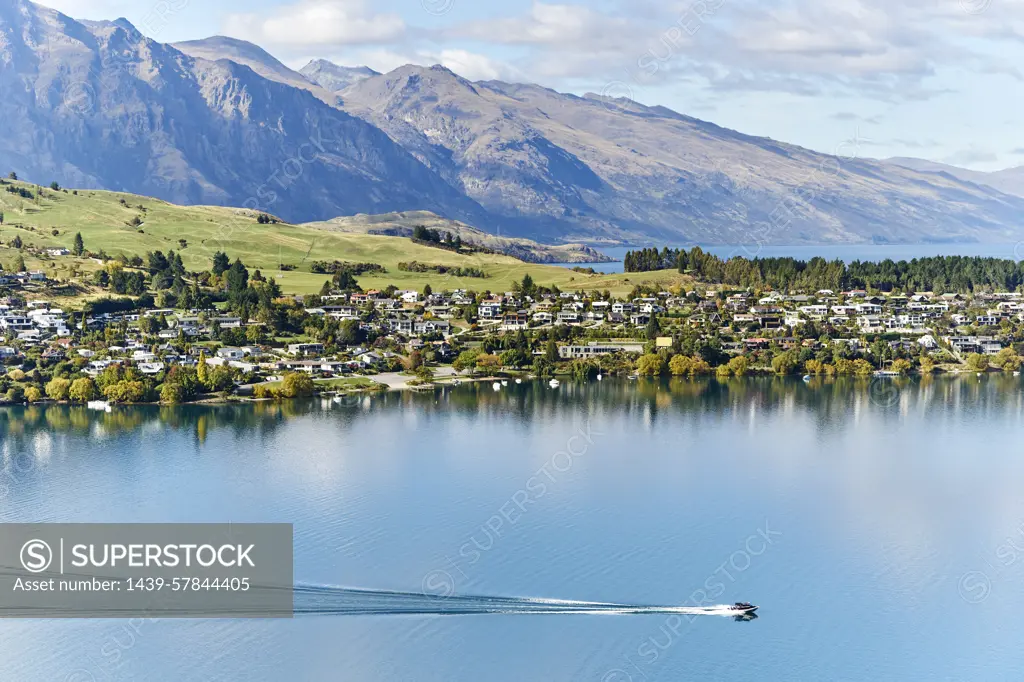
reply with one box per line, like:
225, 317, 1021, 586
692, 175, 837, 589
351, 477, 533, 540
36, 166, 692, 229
852, 359, 874, 376
520, 273, 536, 298
727, 355, 751, 376
212, 251, 230, 276
160, 383, 186, 404
226, 259, 249, 296
771, 351, 799, 375
919, 356, 936, 374
337, 319, 366, 346
24, 387, 42, 403
45, 377, 72, 401
12, 254, 26, 272
206, 366, 235, 393
476, 354, 502, 372
104, 380, 148, 403
645, 314, 661, 340
669, 354, 693, 376
69, 377, 98, 402
196, 351, 210, 387
637, 354, 664, 376
280, 372, 314, 398
73, 232, 84, 256
891, 358, 913, 375
992, 347, 1022, 372
7, 171, 16, 180
544, 339, 559, 363
453, 348, 483, 373
965, 353, 989, 372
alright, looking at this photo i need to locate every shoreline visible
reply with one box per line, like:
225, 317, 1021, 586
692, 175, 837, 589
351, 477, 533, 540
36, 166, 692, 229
2, 369, 1020, 409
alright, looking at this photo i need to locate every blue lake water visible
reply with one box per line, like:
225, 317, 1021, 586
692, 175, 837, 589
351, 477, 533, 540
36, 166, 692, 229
1, 377, 1022, 680
564, 243, 1024, 273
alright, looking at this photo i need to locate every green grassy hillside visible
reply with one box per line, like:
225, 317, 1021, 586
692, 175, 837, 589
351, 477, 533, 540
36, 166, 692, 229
0, 181, 688, 296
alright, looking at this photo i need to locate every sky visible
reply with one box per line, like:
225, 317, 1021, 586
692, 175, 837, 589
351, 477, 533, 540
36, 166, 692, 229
36, 0, 1024, 172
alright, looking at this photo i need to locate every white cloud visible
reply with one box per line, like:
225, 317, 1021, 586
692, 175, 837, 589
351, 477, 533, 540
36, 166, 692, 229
223, 0, 404, 49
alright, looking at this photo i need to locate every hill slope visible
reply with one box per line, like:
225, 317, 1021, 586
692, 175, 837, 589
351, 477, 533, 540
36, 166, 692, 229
888, 157, 1024, 198
302, 211, 611, 263
0, 180, 649, 295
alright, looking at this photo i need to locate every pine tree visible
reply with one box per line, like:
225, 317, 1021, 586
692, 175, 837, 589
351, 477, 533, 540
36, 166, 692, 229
646, 314, 661, 340
73, 232, 84, 256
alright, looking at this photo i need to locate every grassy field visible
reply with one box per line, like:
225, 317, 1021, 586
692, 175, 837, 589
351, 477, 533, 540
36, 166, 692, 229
0, 181, 690, 296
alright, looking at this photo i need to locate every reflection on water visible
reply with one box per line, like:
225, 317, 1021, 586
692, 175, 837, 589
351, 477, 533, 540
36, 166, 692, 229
3, 375, 1023, 448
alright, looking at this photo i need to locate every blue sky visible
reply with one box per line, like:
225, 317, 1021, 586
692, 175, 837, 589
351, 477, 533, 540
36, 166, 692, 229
41, 0, 1024, 171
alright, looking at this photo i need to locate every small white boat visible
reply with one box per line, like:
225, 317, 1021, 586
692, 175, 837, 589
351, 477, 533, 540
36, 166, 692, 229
452, 379, 462, 386
727, 602, 758, 615
492, 382, 501, 391
802, 375, 810, 382
515, 378, 522, 384
501, 380, 508, 386
628, 374, 638, 380
596, 374, 603, 381
549, 379, 560, 388
332, 395, 345, 403
87, 400, 111, 412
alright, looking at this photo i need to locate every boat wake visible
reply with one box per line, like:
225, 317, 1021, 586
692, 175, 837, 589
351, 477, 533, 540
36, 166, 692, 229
292, 584, 748, 617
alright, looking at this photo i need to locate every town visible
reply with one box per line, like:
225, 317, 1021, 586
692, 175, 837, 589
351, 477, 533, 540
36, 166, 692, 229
2, 245, 1024, 405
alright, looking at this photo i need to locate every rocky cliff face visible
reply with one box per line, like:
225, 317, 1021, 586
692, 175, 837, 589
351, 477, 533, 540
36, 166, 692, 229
3, 0, 1024, 245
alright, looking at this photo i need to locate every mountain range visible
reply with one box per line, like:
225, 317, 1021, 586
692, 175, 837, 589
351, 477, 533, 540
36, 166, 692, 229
3, 0, 1024, 247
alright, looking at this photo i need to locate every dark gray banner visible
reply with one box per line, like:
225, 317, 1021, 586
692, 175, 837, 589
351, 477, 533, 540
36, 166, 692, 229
0, 523, 293, 618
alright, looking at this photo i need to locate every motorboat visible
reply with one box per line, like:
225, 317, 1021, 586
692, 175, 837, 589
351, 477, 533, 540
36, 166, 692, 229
501, 380, 508, 386
515, 378, 522, 384
549, 379, 560, 388
802, 375, 810, 382
728, 602, 758, 614
492, 382, 501, 391
596, 374, 603, 381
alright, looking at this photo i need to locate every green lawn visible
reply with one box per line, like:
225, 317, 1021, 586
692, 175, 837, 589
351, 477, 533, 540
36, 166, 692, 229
258, 376, 381, 391
0, 181, 690, 296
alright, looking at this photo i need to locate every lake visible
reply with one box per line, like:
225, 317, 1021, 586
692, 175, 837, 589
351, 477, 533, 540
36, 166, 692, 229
1, 377, 1022, 681
564, 243, 1024, 273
